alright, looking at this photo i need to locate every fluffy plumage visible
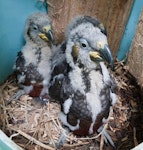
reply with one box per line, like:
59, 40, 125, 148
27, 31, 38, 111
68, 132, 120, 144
49, 15, 117, 139
12, 12, 54, 102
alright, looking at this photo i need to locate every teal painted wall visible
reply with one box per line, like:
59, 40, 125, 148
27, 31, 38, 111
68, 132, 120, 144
0, 140, 12, 150
0, 0, 47, 83
117, 0, 143, 61
0, 0, 143, 83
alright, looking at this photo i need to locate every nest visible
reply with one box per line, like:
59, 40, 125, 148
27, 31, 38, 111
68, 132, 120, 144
0, 61, 143, 150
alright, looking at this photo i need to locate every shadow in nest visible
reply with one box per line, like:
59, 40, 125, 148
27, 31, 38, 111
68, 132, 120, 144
111, 61, 143, 150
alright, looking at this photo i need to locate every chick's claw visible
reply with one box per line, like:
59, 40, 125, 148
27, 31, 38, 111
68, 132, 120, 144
56, 128, 69, 149
8, 89, 25, 104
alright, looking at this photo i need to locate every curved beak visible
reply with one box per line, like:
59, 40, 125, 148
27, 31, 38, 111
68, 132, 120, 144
99, 44, 113, 69
46, 29, 54, 42
89, 44, 113, 69
38, 25, 54, 43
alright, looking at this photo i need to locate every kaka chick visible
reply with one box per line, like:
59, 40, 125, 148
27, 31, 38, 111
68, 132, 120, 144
49, 16, 118, 147
10, 12, 54, 103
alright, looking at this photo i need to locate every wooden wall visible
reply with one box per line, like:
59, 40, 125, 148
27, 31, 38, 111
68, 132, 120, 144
48, 0, 133, 58
127, 8, 143, 87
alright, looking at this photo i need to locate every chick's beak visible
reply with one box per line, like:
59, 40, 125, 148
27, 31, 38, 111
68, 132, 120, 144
38, 25, 54, 42
99, 44, 113, 69
89, 44, 113, 69
89, 51, 103, 62
46, 29, 54, 42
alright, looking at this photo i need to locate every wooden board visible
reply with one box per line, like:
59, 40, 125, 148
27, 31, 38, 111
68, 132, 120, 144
127, 8, 143, 87
48, 0, 133, 57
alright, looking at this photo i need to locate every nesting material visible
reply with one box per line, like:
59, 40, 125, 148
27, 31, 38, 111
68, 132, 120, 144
0, 79, 110, 149
0, 79, 61, 149
0, 61, 143, 150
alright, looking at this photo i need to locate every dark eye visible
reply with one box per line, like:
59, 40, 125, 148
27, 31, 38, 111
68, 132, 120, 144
33, 25, 38, 30
80, 39, 88, 48
81, 43, 87, 47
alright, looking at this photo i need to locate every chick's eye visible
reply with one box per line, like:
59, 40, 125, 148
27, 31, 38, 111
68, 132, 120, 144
33, 25, 38, 30
81, 43, 87, 47
80, 39, 88, 48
